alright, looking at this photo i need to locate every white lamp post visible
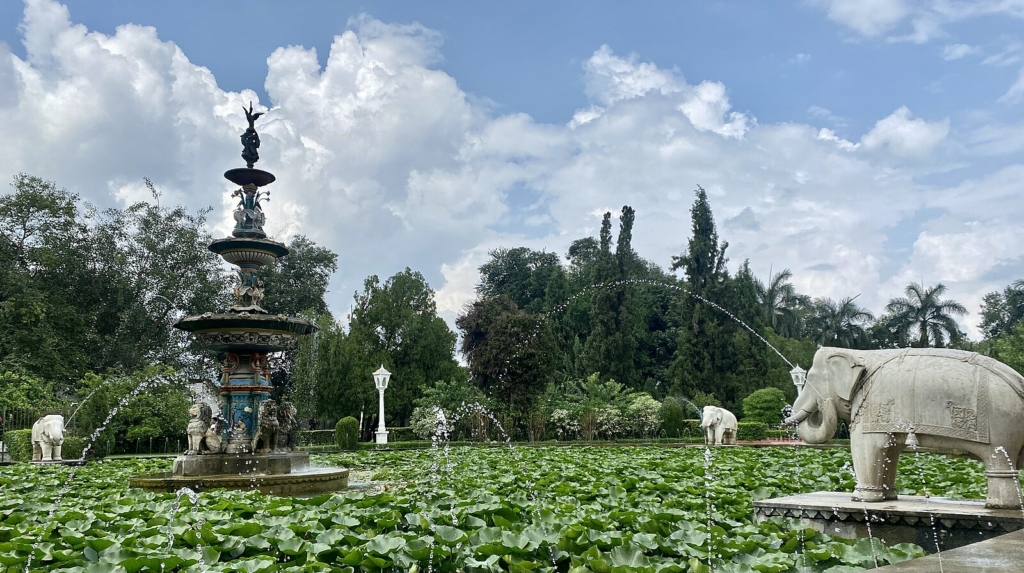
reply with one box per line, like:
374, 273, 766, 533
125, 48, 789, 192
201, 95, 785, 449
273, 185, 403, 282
373, 365, 391, 446
789, 364, 807, 395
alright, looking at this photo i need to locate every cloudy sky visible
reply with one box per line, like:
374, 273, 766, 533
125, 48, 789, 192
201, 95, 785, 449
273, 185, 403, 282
1, 0, 1023, 339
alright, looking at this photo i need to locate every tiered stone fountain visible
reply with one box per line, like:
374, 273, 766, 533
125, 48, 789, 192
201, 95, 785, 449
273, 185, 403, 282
131, 104, 348, 496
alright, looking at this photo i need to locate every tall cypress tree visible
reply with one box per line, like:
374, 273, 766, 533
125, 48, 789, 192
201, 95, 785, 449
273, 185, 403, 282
670, 187, 733, 405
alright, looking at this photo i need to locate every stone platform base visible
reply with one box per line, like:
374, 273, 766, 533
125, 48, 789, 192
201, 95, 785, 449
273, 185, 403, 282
130, 467, 349, 497
871, 529, 1024, 572
30, 459, 86, 466
754, 491, 1024, 552
172, 452, 309, 476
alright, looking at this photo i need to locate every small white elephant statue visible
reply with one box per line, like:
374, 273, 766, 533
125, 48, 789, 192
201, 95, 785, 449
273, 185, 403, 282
700, 406, 738, 445
31, 414, 65, 462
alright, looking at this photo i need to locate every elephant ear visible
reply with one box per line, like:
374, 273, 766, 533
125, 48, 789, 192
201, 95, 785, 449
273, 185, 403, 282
827, 353, 866, 402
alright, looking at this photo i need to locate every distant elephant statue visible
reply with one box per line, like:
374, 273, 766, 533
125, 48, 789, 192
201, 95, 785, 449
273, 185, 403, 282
31, 414, 65, 462
785, 347, 1024, 508
700, 406, 738, 445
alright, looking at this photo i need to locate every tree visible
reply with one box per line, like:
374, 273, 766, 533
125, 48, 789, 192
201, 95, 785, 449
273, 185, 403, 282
807, 296, 874, 348
0, 174, 230, 392
477, 247, 566, 314
259, 235, 338, 317
979, 280, 1024, 340
755, 268, 804, 338
582, 207, 640, 388
885, 282, 967, 348
457, 295, 559, 435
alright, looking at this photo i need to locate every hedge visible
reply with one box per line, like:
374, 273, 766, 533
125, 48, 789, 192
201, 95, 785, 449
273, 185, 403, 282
3, 429, 87, 462
388, 427, 417, 442
736, 422, 768, 441
297, 429, 337, 447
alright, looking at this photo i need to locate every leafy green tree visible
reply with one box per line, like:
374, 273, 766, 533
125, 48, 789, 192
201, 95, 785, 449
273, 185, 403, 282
457, 295, 559, 435
742, 387, 788, 425
885, 282, 967, 347
659, 396, 687, 438
807, 296, 874, 348
0, 174, 229, 393
477, 247, 566, 313
259, 235, 338, 316
979, 280, 1024, 340
991, 323, 1024, 375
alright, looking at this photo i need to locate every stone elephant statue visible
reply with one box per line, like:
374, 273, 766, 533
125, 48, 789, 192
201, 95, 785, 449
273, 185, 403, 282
785, 347, 1024, 508
32, 414, 65, 462
700, 406, 738, 445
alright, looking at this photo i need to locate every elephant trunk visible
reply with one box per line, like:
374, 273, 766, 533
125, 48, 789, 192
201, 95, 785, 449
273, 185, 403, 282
796, 397, 838, 444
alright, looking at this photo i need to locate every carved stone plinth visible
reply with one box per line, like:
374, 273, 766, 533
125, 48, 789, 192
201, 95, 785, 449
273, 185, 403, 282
131, 467, 348, 497
754, 491, 1024, 553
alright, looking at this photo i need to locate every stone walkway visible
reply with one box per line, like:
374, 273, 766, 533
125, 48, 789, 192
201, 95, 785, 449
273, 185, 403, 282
872, 529, 1024, 572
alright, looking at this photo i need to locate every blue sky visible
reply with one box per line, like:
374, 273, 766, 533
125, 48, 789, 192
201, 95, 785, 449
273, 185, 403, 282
1, 0, 1023, 337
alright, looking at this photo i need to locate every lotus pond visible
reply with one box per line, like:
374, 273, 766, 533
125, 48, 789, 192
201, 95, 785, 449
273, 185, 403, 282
0, 445, 998, 573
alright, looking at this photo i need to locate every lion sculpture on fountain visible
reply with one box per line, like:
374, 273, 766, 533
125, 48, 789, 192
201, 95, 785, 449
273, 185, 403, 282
251, 399, 280, 454
185, 402, 213, 455
277, 400, 299, 452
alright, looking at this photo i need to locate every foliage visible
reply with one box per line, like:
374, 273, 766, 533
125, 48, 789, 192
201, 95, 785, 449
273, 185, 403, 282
980, 280, 1024, 340
0, 174, 229, 393
736, 422, 769, 441
806, 296, 874, 349
990, 323, 1024, 376
0, 446, 951, 571
3, 429, 32, 462
258, 235, 338, 317
335, 417, 359, 451
72, 367, 190, 452
624, 393, 661, 437
409, 406, 443, 440
742, 388, 788, 425
476, 247, 565, 314
458, 296, 559, 435
658, 397, 687, 438
294, 270, 461, 425
688, 390, 722, 410
885, 282, 967, 348
0, 369, 56, 413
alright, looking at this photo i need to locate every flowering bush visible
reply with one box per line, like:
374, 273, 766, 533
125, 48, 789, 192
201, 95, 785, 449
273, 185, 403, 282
548, 408, 579, 440
626, 393, 661, 437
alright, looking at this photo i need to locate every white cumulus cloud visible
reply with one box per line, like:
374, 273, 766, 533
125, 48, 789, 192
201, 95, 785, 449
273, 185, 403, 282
860, 106, 949, 156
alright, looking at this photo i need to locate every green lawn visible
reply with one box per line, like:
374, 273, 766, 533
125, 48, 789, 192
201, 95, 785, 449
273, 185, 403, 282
0, 445, 994, 572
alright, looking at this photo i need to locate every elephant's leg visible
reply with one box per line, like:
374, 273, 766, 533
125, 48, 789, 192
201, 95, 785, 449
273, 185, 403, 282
52, 444, 62, 461
40, 442, 53, 462
982, 446, 1023, 509
881, 441, 904, 500
715, 427, 724, 446
32, 442, 42, 462
851, 431, 889, 502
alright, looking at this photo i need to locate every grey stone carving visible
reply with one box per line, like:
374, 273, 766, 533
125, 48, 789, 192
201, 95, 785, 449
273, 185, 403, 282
251, 399, 279, 454
700, 405, 738, 445
31, 414, 65, 462
785, 347, 1024, 508
277, 400, 299, 452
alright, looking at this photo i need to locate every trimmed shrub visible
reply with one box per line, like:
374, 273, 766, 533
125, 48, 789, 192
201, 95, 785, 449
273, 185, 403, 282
335, 417, 359, 450
742, 387, 788, 425
61, 436, 87, 460
736, 422, 768, 441
659, 397, 686, 438
682, 419, 702, 437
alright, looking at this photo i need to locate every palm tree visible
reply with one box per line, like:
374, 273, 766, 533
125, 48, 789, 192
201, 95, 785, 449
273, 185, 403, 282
755, 268, 801, 337
885, 282, 967, 347
809, 296, 875, 348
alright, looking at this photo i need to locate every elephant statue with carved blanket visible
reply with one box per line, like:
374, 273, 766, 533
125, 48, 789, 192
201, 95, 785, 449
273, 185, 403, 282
785, 347, 1024, 508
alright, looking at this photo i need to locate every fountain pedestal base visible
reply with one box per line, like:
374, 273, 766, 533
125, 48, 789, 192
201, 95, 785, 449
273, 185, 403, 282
172, 451, 309, 476
754, 491, 1024, 553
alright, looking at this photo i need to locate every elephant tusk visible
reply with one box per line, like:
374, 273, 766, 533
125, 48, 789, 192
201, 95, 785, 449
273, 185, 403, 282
785, 409, 811, 425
